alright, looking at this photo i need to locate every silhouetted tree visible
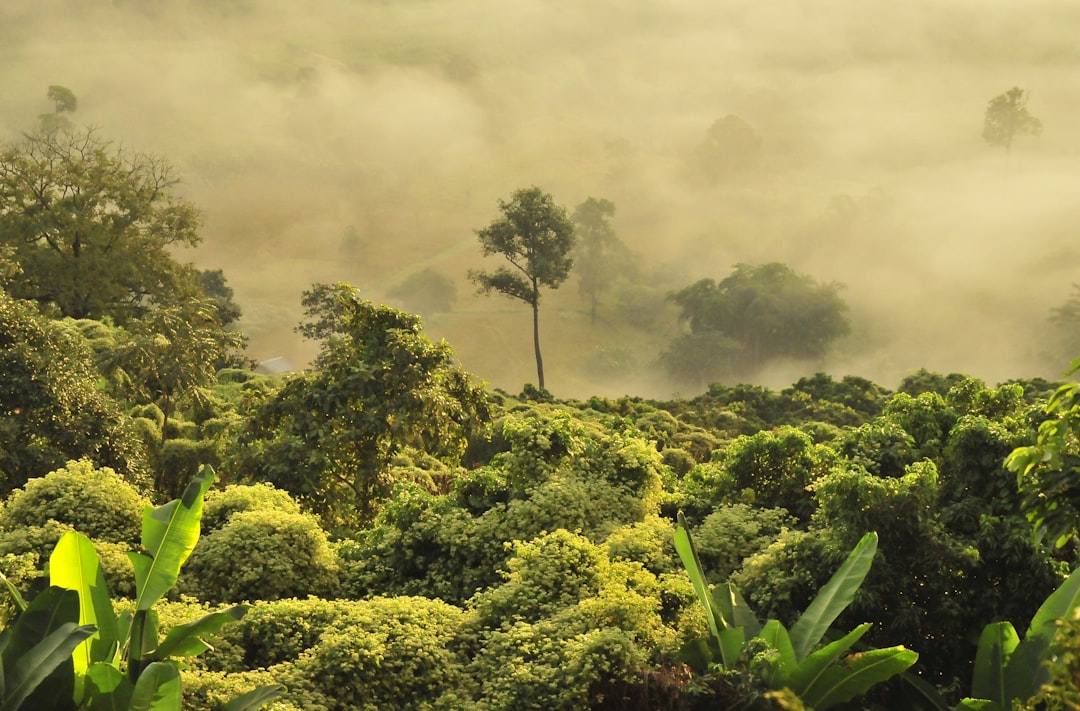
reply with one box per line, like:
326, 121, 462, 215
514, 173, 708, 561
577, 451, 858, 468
469, 187, 575, 391
983, 87, 1042, 155
572, 197, 634, 324
388, 268, 458, 318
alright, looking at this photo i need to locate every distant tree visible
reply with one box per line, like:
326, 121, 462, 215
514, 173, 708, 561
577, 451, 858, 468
231, 285, 490, 530
572, 197, 634, 324
666, 263, 849, 384
982, 87, 1042, 155
691, 114, 761, 183
0, 126, 201, 323
39, 85, 77, 133
468, 187, 575, 391
387, 268, 458, 318
196, 268, 242, 327
1048, 284, 1080, 365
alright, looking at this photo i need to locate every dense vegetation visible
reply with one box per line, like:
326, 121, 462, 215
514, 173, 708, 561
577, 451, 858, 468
3, 117, 1080, 710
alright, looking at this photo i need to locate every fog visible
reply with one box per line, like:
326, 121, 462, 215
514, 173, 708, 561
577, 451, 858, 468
3, 0, 1079, 397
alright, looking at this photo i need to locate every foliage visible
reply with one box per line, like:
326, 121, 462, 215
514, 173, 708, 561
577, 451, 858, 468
666, 263, 849, 381
675, 517, 917, 709
572, 197, 635, 324
0, 290, 149, 495
693, 114, 762, 182
180, 509, 338, 603
692, 505, 795, 584
982, 87, 1042, 154
0, 126, 202, 322
200, 483, 302, 533
1007, 373, 1080, 547
0, 459, 147, 545
230, 287, 490, 530
468, 186, 576, 390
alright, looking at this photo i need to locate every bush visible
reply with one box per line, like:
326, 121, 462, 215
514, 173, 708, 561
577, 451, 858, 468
201, 483, 302, 533
181, 509, 338, 603
0, 459, 148, 544
602, 516, 678, 576
693, 504, 795, 583
282, 596, 468, 711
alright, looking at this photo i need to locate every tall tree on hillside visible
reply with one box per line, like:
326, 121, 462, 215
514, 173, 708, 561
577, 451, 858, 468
468, 187, 575, 392
983, 86, 1042, 155
0, 126, 202, 323
572, 197, 633, 325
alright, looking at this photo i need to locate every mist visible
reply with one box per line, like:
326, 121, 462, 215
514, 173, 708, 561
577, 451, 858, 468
3, 0, 1078, 397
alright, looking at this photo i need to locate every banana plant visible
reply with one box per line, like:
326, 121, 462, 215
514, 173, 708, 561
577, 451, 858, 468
674, 513, 917, 710
3, 465, 283, 711
957, 565, 1080, 710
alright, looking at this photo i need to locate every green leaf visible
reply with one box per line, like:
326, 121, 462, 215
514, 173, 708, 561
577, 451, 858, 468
789, 622, 871, 696
0, 572, 26, 615
129, 662, 181, 711
1, 621, 96, 711
801, 645, 918, 710
221, 684, 286, 711
131, 466, 214, 612
714, 582, 761, 637
717, 626, 746, 669
970, 621, 1020, 705
1025, 566, 1080, 647
49, 531, 120, 690
674, 513, 726, 640
956, 699, 995, 710
789, 532, 878, 661
85, 663, 132, 711
757, 619, 797, 686
154, 605, 247, 659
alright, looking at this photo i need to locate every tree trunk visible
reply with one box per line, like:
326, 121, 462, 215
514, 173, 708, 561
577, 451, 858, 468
532, 298, 545, 391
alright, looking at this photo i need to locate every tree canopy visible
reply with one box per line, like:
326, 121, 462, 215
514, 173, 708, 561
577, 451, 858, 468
982, 86, 1042, 154
468, 186, 576, 391
665, 263, 849, 387
0, 126, 202, 323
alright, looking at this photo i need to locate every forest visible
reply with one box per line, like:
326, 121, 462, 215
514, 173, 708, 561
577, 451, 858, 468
5, 1, 1080, 709
3, 119, 1080, 709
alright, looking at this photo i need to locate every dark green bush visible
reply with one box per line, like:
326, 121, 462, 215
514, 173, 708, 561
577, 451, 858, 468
692, 504, 794, 583
181, 509, 338, 603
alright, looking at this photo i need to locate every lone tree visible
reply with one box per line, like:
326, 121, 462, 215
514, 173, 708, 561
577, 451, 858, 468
983, 86, 1042, 155
572, 197, 634, 325
469, 187, 575, 391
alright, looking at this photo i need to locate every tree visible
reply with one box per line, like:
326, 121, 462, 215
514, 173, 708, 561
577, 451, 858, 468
39, 85, 77, 134
690, 114, 761, 184
108, 298, 245, 494
983, 87, 1042, 155
572, 197, 634, 324
0, 126, 201, 323
666, 263, 849, 383
0, 290, 149, 495
468, 187, 575, 392
230, 284, 490, 530
387, 268, 458, 318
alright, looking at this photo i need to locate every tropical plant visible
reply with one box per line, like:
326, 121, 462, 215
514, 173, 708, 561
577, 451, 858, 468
957, 566, 1080, 710
674, 513, 917, 709
0, 465, 282, 710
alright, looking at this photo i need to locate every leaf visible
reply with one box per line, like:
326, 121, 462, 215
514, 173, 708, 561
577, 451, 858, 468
130, 466, 214, 612
1025, 566, 1080, 647
128, 662, 181, 711
49, 531, 119, 692
788, 622, 871, 695
674, 513, 726, 640
0, 571, 26, 615
802, 646, 918, 710
757, 619, 797, 686
1, 622, 96, 711
714, 582, 761, 637
970, 622, 1020, 705
85, 663, 132, 711
956, 699, 995, 710
789, 532, 878, 661
154, 605, 247, 659
221, 684, 286, 711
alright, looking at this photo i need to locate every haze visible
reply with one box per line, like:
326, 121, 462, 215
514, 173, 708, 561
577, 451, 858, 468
3, 0, 1078, 397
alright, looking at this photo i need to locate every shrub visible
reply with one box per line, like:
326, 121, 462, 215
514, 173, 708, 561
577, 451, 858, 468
282, 596, 468, 711
181, 509, 338, 603
602, 515, 678, 576
0, 459, 147, 544
201, 482, 302, 533
692, 504, 794, 583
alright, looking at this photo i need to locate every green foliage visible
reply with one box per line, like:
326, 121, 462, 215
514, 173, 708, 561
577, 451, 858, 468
0, 126, 202, 322
201, 483, 302, 533
692, 504, 795, 584
230, 287, 490, 530
0, 290, 149, 495
468, 186, 576, 390
0, 459, 147, 544
181, 509, 338, 603
666, 263, 849, 382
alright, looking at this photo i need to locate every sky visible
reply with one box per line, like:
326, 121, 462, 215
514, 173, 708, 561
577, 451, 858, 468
2, 0, 1078, 397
